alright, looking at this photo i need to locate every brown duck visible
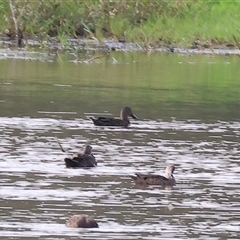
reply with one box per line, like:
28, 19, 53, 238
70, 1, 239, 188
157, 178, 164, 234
66, 214, 98, 228
90, 106, 138, 127
130, 165, 176, 186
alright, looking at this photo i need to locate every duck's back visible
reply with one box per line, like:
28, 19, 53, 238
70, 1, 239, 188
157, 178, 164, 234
131, 173, 175, 186
74, 154, 97, 167
90, 117, 128, 127
66, 214, 98, 228
65, 154, 97, 168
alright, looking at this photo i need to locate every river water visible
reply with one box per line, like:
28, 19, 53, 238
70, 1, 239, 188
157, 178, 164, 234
0, 50, 240, 239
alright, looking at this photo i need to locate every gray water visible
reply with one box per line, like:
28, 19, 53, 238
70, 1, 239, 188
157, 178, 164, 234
0, 51, 240, 239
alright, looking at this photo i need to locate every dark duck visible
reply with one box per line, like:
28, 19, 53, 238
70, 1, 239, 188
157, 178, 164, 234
90, 106, 138, 127
64, 145, 97, 168
57, 140, 97, 168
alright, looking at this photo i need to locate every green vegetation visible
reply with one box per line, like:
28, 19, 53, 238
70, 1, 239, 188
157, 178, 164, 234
0, 0, 240, 48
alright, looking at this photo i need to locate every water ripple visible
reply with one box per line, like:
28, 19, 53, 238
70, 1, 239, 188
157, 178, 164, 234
0, 116, 240, 239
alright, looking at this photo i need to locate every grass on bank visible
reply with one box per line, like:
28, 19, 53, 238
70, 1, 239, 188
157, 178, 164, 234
0, 0, 240, 48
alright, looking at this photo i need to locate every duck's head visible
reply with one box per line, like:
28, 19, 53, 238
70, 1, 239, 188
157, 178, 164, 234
120, 107, 138, 120
83, 145, 92, 154
165, 165, 175, 177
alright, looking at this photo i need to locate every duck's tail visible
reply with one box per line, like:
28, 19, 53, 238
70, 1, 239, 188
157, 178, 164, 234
129, 174, 138, 181
89, 117, 97, 124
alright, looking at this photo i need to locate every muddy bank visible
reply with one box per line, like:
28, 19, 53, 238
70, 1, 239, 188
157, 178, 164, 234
0, 38, 240, 61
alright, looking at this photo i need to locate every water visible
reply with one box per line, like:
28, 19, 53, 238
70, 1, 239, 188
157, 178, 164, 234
0, 51, 240, 239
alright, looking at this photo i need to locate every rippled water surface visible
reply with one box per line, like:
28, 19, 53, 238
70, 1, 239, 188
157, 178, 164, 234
0, 52, 240, 239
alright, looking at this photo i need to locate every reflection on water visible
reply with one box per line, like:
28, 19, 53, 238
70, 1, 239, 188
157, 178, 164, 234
0, 53, 240, 239
0, 116, 239, 239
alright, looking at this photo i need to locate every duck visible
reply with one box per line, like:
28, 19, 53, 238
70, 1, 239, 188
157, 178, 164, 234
66, 214, 98, 228
130, 165, 176, 186
64, 145, 97, 168
90, 106, 137, 127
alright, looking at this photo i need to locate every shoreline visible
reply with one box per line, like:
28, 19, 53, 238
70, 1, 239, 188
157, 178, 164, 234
0, 38, 240, 61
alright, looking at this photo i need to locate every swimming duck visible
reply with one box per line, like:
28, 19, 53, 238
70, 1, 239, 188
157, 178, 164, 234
66, 214, 99, 228
130, 165, 176, 186
64, 145, 97, 168
90, 106, 138, 127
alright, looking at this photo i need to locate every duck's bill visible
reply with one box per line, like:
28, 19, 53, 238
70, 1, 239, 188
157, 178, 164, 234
130, 113, 138, 119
